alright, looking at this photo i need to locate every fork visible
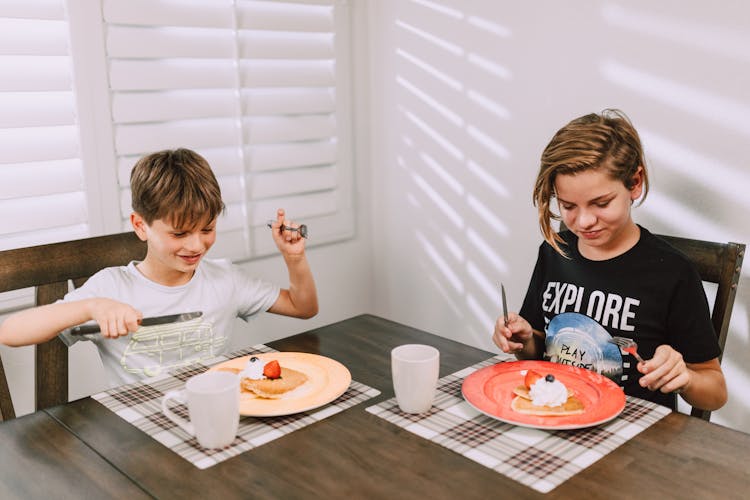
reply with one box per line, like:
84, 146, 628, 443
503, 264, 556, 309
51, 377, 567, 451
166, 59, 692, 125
608, 336, 646, 363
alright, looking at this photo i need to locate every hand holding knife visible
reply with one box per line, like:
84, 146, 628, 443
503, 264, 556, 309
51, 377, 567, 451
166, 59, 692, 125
500, 283, 509, 327
71, 311, 202, 335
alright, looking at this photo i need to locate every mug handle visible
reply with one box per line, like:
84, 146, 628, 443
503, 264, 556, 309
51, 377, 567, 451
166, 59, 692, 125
161, 390, 195, 437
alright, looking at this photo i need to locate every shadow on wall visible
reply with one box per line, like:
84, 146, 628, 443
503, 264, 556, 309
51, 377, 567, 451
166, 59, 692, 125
390, 0, 516, 348
382, 0, 750, 432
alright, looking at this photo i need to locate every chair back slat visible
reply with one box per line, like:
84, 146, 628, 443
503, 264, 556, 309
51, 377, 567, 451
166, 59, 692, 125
35, 281, 71, 410
0, 232, 146, 421
0, 358, 14, 421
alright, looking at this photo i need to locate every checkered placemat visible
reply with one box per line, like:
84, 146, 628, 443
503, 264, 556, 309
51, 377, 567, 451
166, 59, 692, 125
366, 356, 671, 493
92, 344, 380, 469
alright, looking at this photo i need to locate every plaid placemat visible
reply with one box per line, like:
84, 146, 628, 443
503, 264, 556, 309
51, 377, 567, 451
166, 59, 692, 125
93, 344, 380, 469
366, 356, 671, 493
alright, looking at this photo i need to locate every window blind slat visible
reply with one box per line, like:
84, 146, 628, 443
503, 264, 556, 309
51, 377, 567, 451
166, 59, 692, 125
103, 0, 232, 29
0, 91, 75, 127
240, 60, 334, 87
0, 192, 87, 235
242, 88, 334, 115
0, 56, 72, 91
249, 165, 336, 198
107, 26, 235, 59
237, 1, 333, 32
109, 59, 235, 91
0, 159, 83, 200
115, 118, 238, 155
112, 90, 236, 123
0, 18, 68, 55
238, 31, 333, 59
243, 115, 335, 144
0, 126, 79, 163
246, 140, 336, 171
0, 1, 64, 20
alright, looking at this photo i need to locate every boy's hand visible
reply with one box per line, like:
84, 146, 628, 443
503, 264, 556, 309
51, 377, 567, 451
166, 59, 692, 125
88, 298, 142, 339
637, 344, 691, 394
269, 208, 306, 257
492, 312, 534, 354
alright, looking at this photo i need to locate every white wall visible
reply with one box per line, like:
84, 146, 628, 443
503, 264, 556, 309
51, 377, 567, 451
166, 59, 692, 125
367, 0, 750, 433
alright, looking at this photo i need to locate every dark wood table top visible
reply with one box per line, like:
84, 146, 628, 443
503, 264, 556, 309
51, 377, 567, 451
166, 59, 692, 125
3, 314, 749, 499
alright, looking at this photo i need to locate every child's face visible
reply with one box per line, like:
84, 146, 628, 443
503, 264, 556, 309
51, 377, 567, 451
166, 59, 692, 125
555, 167, 643, 256
134, 215, 217, 283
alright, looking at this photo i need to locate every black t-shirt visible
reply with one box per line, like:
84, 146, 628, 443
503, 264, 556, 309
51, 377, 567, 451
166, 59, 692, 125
519, 226, 720, 408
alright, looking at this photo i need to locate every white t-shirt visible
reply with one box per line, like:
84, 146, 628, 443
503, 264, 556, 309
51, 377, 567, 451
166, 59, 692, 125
59, 259, 280, 387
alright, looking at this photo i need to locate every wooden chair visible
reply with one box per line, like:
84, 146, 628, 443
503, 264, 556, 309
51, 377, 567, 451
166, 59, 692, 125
656, 234, 745, 421
0, 232, 146, 421
556, 223, 745, 420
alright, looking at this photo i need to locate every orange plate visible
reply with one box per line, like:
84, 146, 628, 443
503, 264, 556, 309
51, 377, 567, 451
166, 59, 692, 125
461, 360, 625, 430
210, 352, 351, 417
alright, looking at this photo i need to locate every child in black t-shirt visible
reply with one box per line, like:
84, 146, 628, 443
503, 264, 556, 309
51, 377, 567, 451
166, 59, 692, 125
492, 109, 726, 411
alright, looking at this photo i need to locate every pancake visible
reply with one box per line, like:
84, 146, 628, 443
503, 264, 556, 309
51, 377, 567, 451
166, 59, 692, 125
511, 384, 584, 416
240, 367, 308, 399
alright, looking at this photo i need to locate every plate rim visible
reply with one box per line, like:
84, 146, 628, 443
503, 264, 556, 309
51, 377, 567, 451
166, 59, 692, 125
210, 352, 352, 417
461, 360, 625, 430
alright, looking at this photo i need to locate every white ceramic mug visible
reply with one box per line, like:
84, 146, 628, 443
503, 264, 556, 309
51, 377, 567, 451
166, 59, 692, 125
161, 371, 239, 449
391, 344, 440, 414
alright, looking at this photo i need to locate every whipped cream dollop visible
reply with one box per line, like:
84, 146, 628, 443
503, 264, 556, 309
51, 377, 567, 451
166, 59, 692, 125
239, 356, 266, 380
529, 376, 568, 407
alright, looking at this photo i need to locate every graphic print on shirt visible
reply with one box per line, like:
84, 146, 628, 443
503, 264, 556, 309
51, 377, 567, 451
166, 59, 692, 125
544, 313, 624, 383
119, 317, 227, 377
541, 282, 640, 332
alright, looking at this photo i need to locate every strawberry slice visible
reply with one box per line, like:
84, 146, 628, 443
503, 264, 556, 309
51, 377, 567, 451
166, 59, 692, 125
524, 369, 543, 389
263, 360, 281, 379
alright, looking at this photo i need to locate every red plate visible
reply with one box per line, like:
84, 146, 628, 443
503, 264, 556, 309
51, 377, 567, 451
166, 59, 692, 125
462, 360, 625, 430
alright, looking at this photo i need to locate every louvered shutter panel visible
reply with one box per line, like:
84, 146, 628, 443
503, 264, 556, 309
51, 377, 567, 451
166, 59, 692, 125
0, 1, 87, 252
103, 0, 354, 260
0, 1, 87, 310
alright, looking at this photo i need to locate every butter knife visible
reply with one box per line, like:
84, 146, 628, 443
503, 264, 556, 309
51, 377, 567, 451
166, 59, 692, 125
71, 311, 203, 335
501, 283, 509, 327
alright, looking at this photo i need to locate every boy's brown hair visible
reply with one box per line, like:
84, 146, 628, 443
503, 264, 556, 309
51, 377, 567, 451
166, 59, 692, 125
533, 109, 649, 255
130, 148, 225, 229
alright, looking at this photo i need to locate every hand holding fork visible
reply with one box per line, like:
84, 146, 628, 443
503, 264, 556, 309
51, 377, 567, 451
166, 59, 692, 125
608, 336, 645, 364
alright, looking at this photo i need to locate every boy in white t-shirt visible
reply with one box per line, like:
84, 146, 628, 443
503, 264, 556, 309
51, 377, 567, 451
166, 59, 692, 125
0, 148, 318, 386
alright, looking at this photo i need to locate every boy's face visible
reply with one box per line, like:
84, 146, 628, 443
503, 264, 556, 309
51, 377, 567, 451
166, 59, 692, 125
132, 213, 217, 284
554, 167, 643, 257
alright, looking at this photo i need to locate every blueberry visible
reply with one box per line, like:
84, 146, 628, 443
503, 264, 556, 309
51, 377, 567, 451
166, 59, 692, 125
545, 374, 555, 382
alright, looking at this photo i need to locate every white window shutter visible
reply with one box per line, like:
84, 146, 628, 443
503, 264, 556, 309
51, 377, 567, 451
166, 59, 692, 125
0, 2, 89, 252
102, 0, 355, 260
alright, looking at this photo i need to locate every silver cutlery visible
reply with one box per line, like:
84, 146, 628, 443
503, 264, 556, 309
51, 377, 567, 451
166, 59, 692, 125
500, 283, 509, 327
71, 311, 203, 335
608, 336, 645, 363
266, 220, 308, 239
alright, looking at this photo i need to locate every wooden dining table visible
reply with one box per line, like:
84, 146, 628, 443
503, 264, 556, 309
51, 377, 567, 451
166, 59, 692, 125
1, 314, 748, 499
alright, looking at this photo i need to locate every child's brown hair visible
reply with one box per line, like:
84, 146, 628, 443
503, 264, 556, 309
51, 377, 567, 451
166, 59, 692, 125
130, 148, 225, 229
533, 109, 649, 255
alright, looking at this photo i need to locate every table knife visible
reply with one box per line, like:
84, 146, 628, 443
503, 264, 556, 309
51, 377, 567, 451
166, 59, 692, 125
71, 311, 203, 335
501, 283, 509, 327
